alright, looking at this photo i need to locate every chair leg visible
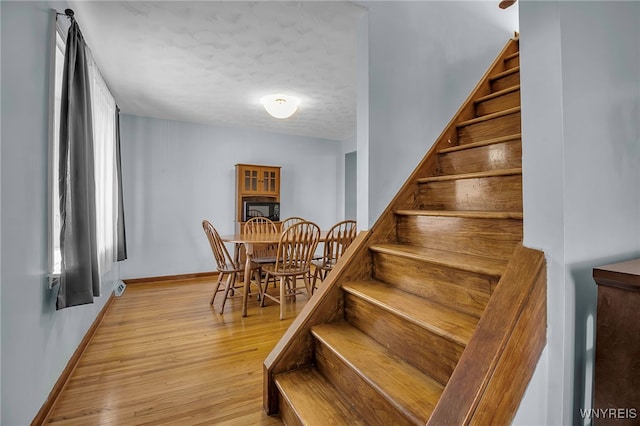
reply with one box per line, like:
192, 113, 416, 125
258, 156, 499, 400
253, 268, 262, 302
210, 272, 224, 305
312, 267, 319, 295
218, 273, 235, 314
279, 276, 286, 320
288, 277, 297, 301
302, 273, 312, 297
260, 272, 270, 307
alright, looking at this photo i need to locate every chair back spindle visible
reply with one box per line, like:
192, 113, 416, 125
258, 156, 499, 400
280, 216, 306, 232
312, 220, 357, 293
274, 221, 320, 273
202, 220, 235, 270
243, 216, 279, 261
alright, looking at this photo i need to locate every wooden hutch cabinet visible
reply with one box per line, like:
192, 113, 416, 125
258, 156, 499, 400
235, 164, 281, 231
592, 258, 640, 425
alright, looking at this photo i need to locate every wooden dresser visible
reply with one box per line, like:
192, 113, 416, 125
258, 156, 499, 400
592, 258, 640, 425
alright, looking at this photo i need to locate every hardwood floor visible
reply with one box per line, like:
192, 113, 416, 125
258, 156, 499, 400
46, 277, 309, 425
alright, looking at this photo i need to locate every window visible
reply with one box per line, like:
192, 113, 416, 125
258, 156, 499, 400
86, 50, 118, 276
48, 21, 65, 281
48, 14, 119, 286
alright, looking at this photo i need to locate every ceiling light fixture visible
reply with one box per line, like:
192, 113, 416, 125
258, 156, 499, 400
260, 93, 299, 119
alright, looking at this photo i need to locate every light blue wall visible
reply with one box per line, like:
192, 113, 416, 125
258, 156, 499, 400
0, 2, 119, 425
363, 1, 518, 227
119, 114, 342, 279
519, 1, 640, 424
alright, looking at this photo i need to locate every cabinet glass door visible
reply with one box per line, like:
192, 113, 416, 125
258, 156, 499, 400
263, 170, 277, 193
244, 169, 258, 192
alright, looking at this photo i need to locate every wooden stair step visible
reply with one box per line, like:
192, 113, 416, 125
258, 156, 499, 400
275, 367, 369, 425
395, 209, 523, 220
455, 107, 520, 144
395, 211, 522, 261
417, 167, 522, 183
343, 279, 471, 383
473, 85, 520, 116
505, 51, 519, 61
369, 243, 508, 278
417, 171, 522, 211
474, 85, 520, 104
312, 321, 444, 425
490, 66, 520, 82
504, 51, 520, 69
456, 106, 520, 128
369, 239, 501, 318
438, 134, 521, 154
490, 66, 520, 92
437, 132, 521, 175
342, 280, 477, 346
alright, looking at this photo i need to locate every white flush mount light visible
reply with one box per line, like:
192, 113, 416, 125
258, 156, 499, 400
260, 93, 299, 119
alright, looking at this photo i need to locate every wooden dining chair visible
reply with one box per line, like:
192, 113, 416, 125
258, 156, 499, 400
243, 216, 279, 263
280, 216, 306, 231
261, 221, 321, 320
312, 220, 357, 294
241, 216, 280, 289
202, 220, 262, 314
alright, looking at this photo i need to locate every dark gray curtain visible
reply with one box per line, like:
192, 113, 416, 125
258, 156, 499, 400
56, 19, 100, 309
115, 106, 128, 261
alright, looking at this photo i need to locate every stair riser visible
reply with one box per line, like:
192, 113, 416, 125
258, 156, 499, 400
438, 139, 522, 176
275, 368, 370, 425
278, 394, 303, 426
418, 174, 522, 212
457, 111, 521, 145
344, 294, 464, 386
371, 252, 495, 318
504, 55, 519, 69
491, 71, 520, 92
474, 89, 520, 116
315, 341, 415, 426
396, 215, 522, 261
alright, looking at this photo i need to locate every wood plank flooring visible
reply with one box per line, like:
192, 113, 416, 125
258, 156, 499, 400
46, 277, 309, 425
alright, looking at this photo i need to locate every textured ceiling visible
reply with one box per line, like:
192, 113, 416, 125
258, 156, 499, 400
68, 1, 364, 141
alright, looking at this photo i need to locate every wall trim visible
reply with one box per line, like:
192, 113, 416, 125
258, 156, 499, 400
123, 271, 217, 285
31, 293, 116, 425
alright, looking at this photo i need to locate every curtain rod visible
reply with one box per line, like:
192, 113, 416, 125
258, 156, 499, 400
56, 8, 75, 21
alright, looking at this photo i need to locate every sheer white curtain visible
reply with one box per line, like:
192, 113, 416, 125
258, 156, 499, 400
87, 50, 117, 275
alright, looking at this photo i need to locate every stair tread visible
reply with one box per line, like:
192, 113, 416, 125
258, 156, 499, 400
417, 167, 522, 183
395, 209, 523, 220
369, 243, 508, 277
276, 367, 369, 425
438, 133, 521, 154
474, 85, 520, 104
490, 65, 520, 81
456, 106, 520, 127
312, 321, 444, 423
505, 51, 520, 61
342, 280, 478, 346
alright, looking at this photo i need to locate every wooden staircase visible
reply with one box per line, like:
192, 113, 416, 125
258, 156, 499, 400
264, 37, 546, 426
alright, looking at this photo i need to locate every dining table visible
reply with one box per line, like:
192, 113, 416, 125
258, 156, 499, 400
221, 230, 328, 317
